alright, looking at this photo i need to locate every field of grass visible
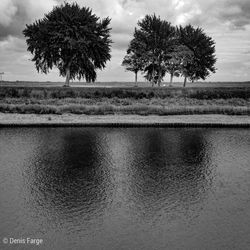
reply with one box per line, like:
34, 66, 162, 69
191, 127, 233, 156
1, 80, 250, 88
0, 85, 249, 116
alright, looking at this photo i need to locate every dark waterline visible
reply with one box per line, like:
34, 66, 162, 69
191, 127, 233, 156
0, 127, 249, 250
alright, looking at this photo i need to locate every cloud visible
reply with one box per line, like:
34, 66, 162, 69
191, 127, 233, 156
244, 50, 250, 55
1, 0, 250, 40
0, 0, 249, 81
219, 0, 250, 29
0, 0, 58, 39
172, 0, 250, 30
0, 0, 17, 26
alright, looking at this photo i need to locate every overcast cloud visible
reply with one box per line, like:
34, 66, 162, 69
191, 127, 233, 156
0, 0, 249, 82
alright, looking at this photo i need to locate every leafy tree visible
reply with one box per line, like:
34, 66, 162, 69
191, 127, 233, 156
165, 44, 194, 86
144, 62, 167, 86
122, 53, 141, 84
23, 2, 112, 86
132, 14, 176, 86
177, 25, 216, 85
122, 41, 145, 85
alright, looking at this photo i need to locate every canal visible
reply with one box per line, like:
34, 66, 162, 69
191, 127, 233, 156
0, 127, 249, 249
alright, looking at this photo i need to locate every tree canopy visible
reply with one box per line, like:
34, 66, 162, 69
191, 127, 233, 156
23, 2, 112, 86
177, 25, 217, 84
166, 44, 194, 85
133, 14, 176, 86
122, 15, 216, 87
122, 39, 146, 84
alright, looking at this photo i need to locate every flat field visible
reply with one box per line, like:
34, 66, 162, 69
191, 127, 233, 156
1, 81, 250, 88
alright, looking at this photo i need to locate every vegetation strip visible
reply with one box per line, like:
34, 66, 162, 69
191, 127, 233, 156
1, 86, 249, 99
0, 86, 249, 115
0, 123, 249, 128
0, 105, 249, 116
0, 114, 249, 128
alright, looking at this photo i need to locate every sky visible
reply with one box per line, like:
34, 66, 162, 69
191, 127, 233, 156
0, 0, 249, 82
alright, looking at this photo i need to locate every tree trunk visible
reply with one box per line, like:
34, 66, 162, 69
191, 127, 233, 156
157, 68, 162, 87
151, 67, 155, 87
183, 76, 187, 87
135, 71, 138, 86
170, 73, 173, 86
65, 67, 70, 87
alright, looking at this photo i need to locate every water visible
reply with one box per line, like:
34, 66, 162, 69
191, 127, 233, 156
0, 127, 249, 250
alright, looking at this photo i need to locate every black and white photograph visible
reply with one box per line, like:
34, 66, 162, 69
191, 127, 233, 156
0, 0, 249, 249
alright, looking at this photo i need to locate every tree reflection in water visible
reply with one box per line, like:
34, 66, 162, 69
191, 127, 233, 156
24, 128, 113, 230
24, 128, 214, 226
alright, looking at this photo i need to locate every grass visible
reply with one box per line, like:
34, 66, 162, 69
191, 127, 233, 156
0, 103, 249, 116
0, 85, 249, 116
1, 97, 249, 107
1, 80, 250, 89
0, 86, 250, 99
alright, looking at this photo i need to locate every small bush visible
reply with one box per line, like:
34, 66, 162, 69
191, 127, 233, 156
22, 88, 30, 98
31, 90, 44, 99
94, 91, 101, 97
147, 91, 155, 98
43, 89, 48, 98
3, 88, 20, 98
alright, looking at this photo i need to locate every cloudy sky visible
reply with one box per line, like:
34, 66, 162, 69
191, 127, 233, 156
0, 0, 249, 82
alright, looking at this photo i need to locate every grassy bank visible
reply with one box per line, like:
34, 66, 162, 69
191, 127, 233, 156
1, 86, 250, 99
0, 114, 250, 127
0, 86, 249, 115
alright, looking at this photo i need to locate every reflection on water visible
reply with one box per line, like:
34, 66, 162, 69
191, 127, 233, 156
0, 128, 249, 250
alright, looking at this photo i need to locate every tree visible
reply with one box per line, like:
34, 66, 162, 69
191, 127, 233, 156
122, 42, 145, 85
144, 62, 167, 86
122, 54, 140, 84
23, 2, 112, 86
132, 14, 176, 86
177, 25, 216, 86
165, 44, 194, 86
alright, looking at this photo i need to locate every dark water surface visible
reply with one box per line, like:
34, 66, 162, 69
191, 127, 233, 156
0, 127, 249, 250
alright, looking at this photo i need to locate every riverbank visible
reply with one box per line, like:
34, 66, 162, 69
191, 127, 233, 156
0, 113, 249, 127
0, 85, 249, 116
